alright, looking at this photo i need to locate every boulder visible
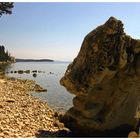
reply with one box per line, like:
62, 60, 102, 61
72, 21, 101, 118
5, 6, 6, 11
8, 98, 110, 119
60, 17, 140, 137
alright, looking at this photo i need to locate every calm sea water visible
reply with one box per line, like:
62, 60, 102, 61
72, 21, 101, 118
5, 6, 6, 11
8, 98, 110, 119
5, 62, 74, 113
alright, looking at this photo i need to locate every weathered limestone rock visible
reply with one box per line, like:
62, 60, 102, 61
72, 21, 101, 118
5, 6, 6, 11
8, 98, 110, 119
60, 17, 140, 137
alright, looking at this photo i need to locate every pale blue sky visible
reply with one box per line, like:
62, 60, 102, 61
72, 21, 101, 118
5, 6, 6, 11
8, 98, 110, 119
0, 2, 140, 61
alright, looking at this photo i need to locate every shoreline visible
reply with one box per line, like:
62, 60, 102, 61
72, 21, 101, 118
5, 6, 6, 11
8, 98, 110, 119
0, 75, 71, 138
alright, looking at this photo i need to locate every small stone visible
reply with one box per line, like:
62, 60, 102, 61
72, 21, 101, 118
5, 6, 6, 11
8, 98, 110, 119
3, 131, 9, 135
34, 84, 47, 92
0, 104, 3, 108
128, 131, 138, 138
54, 112, 59, 117
6, 99, 15, 103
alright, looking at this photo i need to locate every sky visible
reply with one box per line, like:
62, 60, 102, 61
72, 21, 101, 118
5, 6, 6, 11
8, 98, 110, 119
0, 2, 140, 61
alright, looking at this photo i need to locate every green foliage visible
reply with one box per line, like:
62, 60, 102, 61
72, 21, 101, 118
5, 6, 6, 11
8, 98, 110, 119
0, 2, 14, 17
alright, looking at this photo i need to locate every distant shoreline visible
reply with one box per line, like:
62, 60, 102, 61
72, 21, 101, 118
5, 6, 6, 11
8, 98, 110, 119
16, 58, 54, 62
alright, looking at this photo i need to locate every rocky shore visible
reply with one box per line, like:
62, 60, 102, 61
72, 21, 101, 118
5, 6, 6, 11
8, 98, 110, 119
0, 76, 70, 138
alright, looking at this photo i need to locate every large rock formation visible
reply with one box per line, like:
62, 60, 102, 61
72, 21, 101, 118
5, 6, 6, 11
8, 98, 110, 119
60, 17, 140, 137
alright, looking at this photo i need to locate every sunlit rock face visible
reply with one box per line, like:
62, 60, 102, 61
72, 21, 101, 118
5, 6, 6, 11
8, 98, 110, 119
60, 17, 140, 137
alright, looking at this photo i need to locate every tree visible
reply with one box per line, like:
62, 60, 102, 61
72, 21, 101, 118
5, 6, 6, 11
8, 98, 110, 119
0, 2, 14, 17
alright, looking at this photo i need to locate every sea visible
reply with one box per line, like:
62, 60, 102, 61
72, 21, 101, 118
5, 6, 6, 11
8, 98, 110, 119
4, 61, 74, 113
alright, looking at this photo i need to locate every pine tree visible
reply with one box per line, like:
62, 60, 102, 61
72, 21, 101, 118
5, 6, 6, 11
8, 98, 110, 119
0, 2, 14, 17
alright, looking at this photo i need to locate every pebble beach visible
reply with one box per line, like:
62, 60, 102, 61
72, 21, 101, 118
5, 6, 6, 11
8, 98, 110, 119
0, 76, 70, 138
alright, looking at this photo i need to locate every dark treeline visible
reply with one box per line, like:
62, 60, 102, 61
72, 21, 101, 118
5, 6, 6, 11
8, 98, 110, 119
16, 58, 54, 62
0, 45, 15, 63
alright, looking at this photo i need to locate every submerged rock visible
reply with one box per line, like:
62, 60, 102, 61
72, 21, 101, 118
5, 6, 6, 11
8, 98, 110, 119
18, 70, 24, 74
33, 73, 37, 78
24, 70, 30, 74
60, 17, 140, 137
32, 70, 37, 73
49, 72, 54, 74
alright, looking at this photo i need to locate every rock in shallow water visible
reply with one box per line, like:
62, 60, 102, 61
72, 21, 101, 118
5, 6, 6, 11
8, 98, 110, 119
60, 17, 140, 137
34, 84, 47, 92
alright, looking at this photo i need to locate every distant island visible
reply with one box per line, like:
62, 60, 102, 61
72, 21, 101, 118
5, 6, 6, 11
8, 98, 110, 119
16, 58, 54, 62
